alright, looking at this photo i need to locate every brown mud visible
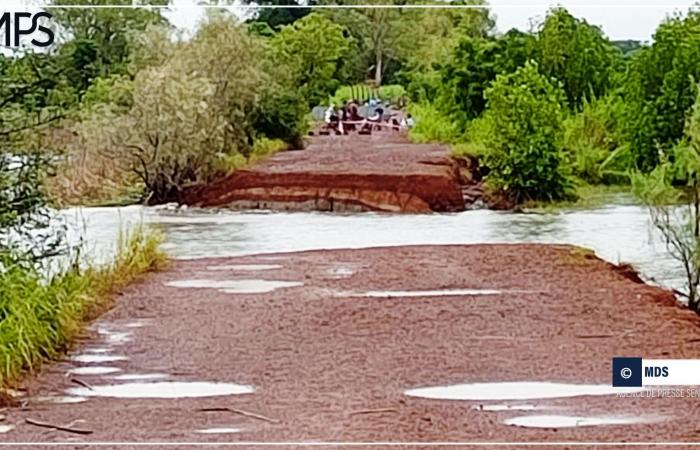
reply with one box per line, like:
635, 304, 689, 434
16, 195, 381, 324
4, 244, 700, 447
183, 134, 469, 213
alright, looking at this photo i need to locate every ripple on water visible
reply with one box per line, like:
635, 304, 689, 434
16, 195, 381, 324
166, 279, 302, 294
405, 382, 644, 401
66, 381, 254, 399
504, 414, 666, 428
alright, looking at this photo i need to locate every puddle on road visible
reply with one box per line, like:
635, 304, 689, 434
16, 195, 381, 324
166, 279, 302, 294
123, 320, 150, 328
0, 425, 15, 434
34, 395, 88, 404
110, 373, 168, 381
196, 427, 243, 434
207, 264, 281, 271
84, 348, 110, 354
71, 355, 128, 364
97, 328, 133, 345
472, 404, 555, 412
327, 266, 356, 279
504, 414, 665, 428
340, 288, 503, 298
66, 381, 254, 399
405, 382, 643, 401
69, 366, 121, 375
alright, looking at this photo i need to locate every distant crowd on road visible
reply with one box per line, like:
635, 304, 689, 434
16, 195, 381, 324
321, 98, 414, 136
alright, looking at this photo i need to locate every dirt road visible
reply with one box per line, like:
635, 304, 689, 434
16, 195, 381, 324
4, 244, 700, 447
183, 134, 467, 213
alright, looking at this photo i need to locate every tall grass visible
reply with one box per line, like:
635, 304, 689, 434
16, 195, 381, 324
407, 102, 460, 144
0, 225, 166, 394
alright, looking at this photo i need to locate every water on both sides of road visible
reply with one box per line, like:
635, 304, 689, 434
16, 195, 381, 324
60, 195, 685, 293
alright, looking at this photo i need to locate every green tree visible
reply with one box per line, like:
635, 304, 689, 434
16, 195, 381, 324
271, 13, 350, 106
478, 61, 572, 203
632, 86, 700, 313
535, 7, 622, 110
49, 0, 167, 76
247, 0, 314, 30
623, 10, 700, 172
87, 15, 266, 204
437, 30, 534, 131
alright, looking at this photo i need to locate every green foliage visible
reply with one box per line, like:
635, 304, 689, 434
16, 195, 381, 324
562, 94, 627, 183
479, 62, 574, 203
81, 75, 133, 113
0, 225, 165, 389
330, 84, 406, 106
535, 7, 622, 110
437, 30, 534, 131
623, 10, 700, 172
251, 88, 308, 148
632, 85, 700, 312
82, 15, 266, 204
407, 102, 459, 144
271, 13, 350, 107
49, 0, 167, 77
246, 0, 313, 30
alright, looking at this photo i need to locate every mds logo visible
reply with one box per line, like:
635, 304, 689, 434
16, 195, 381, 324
0, 12, 55, 48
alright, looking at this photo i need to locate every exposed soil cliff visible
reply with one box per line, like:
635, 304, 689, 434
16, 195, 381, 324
183, 134, 467, 213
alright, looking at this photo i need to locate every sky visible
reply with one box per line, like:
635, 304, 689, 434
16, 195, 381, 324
5, 0, 700, 42
162, 0, 699, 41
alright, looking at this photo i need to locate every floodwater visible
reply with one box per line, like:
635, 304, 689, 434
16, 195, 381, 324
404, 382, 644, 401
65, 381, 254, 399
60, 196, 686, 293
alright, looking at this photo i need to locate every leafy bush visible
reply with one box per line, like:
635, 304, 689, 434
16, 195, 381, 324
623, 10, 700, 172
330, 84, 406, 106
407, 102, 460, 144
479, 61, 574, 203
562, 94, 627, 183
271, 13, 350, 107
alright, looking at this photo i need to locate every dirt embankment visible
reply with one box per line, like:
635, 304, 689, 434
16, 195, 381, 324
6, 244, 700, 445
183, 134, 469, 213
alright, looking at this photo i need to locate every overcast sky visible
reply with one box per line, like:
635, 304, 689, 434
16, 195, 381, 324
6, 0, 699, 42
159, 0, 699, 41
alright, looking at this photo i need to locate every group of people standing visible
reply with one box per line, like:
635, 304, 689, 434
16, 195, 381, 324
323, 99, 414, 135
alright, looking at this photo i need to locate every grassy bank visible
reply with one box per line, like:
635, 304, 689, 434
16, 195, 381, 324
0, 225, 166, 395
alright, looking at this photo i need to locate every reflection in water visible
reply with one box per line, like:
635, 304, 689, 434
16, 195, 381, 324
504, 414, 666, 428
70, 354, 127, 364
405, 382, 644, 401
196, 427, 242, 434
60, 198, 685, 292
338, 289, 503, 297
165, 279, 302, 294
68, 366, 121, 376
66, 381, 254, 399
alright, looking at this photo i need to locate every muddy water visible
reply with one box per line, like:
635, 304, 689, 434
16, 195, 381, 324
60, 196, 685, 292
